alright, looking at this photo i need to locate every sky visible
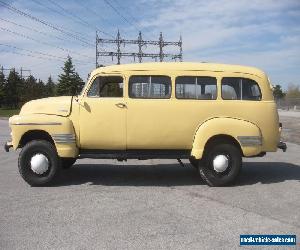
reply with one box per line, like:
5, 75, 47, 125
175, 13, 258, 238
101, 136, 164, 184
0, 0, 300, 88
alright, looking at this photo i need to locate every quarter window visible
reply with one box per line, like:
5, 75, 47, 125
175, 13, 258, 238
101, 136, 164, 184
129, 76, 171, 99
87, 76, 123, 97
221, 77, 261, 100
175, 76, 217, 100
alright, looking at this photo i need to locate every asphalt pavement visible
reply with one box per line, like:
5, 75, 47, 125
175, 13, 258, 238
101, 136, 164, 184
0, 118, 299, 250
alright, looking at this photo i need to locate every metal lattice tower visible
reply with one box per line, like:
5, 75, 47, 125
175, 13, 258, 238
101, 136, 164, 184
0, 66, 31, 79
96, 31, 183, 67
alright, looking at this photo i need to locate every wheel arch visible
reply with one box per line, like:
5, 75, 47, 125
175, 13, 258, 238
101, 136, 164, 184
203, 134, 242, 157
19, 130, 54, 148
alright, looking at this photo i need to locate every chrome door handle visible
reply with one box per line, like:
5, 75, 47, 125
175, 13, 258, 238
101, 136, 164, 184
115, 103, 127, 108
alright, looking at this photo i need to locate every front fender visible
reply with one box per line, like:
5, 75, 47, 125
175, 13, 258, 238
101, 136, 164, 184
9, 114, 78, 158
191, 117, 262, 159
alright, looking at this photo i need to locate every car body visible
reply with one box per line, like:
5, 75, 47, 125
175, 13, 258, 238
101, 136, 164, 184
5, 62, 286, 186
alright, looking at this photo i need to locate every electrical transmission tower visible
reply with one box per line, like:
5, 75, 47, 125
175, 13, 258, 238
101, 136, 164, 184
1, 66, 31, 79
96, 30, 183, 67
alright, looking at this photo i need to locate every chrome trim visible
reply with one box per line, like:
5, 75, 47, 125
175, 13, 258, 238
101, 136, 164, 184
52, 134, 76, 144
237, 136, 262, 146
11, 122, 62, 126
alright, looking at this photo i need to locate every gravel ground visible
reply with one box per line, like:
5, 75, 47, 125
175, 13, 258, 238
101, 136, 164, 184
280, 114, 300, 145
0, 113, 299, 250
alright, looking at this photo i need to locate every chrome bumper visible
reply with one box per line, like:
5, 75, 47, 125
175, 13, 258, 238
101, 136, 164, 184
4, 141, 13, 152
278, 141, 287, 152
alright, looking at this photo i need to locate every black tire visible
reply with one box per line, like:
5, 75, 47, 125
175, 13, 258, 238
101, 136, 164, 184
61, 158, 76, 169
199, 143, 242, 187
18, 140, 60, 186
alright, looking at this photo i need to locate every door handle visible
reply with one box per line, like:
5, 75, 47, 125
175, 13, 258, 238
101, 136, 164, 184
115, 103, 127, 108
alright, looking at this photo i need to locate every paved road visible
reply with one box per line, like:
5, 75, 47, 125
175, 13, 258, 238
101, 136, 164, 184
279, 110, 300, 118
0, 119, 299, 250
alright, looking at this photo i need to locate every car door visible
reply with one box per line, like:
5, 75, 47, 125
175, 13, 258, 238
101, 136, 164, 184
79, 75, 126, 150
126, 75, 177, 149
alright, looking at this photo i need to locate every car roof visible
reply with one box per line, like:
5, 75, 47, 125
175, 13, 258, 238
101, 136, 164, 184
90, 62, 266, 79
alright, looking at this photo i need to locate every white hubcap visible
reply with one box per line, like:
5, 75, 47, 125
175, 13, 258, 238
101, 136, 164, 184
213, 155, 229, 173
30, 154, 49, 175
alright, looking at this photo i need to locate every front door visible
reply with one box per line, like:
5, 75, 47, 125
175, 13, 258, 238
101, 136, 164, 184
79, 75, 126, 149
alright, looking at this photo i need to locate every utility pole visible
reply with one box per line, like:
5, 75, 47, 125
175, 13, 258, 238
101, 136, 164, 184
138, 31, 143, 63
116, 30, 121, 65
96, 31, 183, 66
179, 35, 183, 62
159, 32, 164, 62
96, 31, 98, 68
20, 67, 31, 79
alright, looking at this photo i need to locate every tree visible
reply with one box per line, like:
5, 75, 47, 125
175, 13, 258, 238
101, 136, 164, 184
273, 85, 285, 100
286, 84, 300, 98
4, 69, 22, 108
0, 70, 5, 107
22, 75, 38, 104
45, 76, 56, 97
56, 56, 85, 96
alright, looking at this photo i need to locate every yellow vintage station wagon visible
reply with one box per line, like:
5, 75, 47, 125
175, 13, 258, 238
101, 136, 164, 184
5, 62, 286, 186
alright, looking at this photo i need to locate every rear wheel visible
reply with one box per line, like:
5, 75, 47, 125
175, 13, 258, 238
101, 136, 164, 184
61, 158, 76, 169
18, 140, 60, 186
199, 143, 242, 187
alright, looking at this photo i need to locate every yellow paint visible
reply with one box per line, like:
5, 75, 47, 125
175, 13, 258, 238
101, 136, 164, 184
8, 62, 281, 159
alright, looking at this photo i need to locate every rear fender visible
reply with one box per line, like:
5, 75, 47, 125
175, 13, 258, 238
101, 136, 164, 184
191, 117, 262, 159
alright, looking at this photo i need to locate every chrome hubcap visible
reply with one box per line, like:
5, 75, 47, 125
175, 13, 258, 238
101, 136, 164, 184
213, 155, 229, 173
30, 154, 49, 175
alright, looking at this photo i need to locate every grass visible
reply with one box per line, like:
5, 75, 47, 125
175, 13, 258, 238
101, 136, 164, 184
0, 108, 20, 117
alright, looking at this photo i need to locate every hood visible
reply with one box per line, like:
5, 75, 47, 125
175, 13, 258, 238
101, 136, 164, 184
20, 96, 73, 116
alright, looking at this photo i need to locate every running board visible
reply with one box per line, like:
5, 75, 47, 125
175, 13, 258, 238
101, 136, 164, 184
79, 149, 190, 160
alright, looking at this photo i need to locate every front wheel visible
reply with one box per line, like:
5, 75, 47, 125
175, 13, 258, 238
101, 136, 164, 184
18, 140, 61, 186
199, 143, 242, 187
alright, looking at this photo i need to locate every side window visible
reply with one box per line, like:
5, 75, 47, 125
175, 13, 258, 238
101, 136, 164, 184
175, 76, 217, 100
242, 78, 262, 100
129, 76, 171, 99
87, 76, 123, 97
221, 78, 241, 100
221, 77, 261, 101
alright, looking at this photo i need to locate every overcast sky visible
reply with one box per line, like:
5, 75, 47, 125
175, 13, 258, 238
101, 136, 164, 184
0, 0, 299, 88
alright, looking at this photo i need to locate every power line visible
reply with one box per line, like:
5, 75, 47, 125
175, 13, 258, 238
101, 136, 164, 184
0, 0, 93, 46
46, 0, 114, 38
0, 26, 94, 60
103, 0, 140, 32
1, 49, 65, 63
73, 0, 117, 30
29, 0, 94, 38
0, 17, 92, 48
110, 0, 141, 28
110, 0, 153, 39
0, 44, 93, 64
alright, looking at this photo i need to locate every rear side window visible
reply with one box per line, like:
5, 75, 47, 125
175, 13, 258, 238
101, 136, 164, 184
129, 76, 171, 99
87, 76, 123, 97
176, 76, 217, 100
221, 77, 261, 100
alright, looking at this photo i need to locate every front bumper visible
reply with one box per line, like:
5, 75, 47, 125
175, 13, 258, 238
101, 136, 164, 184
278, 141, 287, 152
4, 141, 13, 152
